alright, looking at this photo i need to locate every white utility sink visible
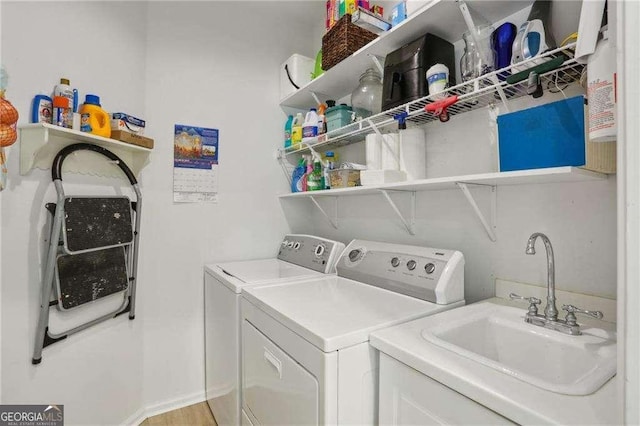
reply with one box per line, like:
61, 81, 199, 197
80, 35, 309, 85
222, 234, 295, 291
421, 302, 617, 396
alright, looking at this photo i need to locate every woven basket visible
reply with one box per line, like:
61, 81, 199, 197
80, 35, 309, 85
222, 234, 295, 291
322, 14, 378, 71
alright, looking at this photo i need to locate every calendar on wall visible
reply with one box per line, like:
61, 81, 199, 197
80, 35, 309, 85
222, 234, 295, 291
173, 124, 219, 203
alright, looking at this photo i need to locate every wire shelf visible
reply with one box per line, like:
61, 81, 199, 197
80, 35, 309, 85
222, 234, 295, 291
278, 44, 584, 161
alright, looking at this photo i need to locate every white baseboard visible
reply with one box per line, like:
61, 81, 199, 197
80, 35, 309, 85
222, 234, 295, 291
122, 390, 207, 426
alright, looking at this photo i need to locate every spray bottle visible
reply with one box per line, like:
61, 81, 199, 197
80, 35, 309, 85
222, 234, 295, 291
307, 151, 325, 191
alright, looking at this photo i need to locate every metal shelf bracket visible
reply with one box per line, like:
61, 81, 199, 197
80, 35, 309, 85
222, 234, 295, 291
309, 195, 338, 229
379, 189, 416, 235
368, 54, 385, 75
456, 182, 497, 241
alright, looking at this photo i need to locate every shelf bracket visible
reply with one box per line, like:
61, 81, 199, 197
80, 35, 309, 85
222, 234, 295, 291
309, 195, 338, 229
368, 54, 385, 75
309, 91, 321, 106
379, 189, 416, 235
456, 182, 497, 241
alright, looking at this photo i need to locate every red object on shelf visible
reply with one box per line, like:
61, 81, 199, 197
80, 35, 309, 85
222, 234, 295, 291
424, 95, 459, 122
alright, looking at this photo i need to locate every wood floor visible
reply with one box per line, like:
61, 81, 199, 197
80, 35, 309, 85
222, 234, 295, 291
140, 402, 217, 426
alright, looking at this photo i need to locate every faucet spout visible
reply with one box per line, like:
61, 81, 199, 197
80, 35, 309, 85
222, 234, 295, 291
526, 232, 558, 321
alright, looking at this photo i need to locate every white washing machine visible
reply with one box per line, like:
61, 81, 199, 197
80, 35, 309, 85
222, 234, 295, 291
204, 234, 345, 426
240, 239, 466, 425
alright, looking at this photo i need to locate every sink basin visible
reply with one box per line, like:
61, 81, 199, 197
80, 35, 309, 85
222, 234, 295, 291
421, 302, 617, 395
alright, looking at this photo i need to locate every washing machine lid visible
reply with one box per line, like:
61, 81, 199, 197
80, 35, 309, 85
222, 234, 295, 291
242, 276, 462, 352
205, 259, 325, 293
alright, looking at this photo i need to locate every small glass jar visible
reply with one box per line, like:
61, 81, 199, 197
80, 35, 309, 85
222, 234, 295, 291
460, 25, 496, 83
351, 68, 383, 119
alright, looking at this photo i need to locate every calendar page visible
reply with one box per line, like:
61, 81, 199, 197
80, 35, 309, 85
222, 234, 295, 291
173, 124, 219, 203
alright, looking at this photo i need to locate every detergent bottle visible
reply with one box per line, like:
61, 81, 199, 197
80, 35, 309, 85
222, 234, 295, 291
79, 94, 111, 138
291, 113, 303, 149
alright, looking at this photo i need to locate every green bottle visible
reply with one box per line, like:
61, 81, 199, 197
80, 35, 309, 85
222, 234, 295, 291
307, 160, 324, 191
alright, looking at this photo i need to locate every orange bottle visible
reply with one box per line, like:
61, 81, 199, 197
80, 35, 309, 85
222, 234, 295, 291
79, 94, 111, 138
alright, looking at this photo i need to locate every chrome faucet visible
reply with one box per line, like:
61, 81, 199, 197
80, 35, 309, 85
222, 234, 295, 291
510, 232, 604, 336
526, 232, 559, 321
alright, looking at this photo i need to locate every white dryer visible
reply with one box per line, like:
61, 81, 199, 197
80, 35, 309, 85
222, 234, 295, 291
204, 234, 345, 426
241, 239, 465, 425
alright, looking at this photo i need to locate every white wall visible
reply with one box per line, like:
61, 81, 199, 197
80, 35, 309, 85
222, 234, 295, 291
139, 1, 321, 410
289, 95, 617, 303
0, 1, 147, 424
1, 1, 324, 423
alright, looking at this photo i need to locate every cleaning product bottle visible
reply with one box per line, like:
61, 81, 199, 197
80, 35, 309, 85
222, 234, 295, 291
79, 94, 111, 138
291, 158, 307, 193
31, 93, 52, 124
54, 78, 78, 113
323, 151, 335, 189
302, 155, 313, 191
292, 112, 303, 149
588, 26, 616, 142
317, 102, 327, 135
284, 115, 293, 149
307, 153, 325, 191
302, 108, 319, 144
52, 96, 72, 128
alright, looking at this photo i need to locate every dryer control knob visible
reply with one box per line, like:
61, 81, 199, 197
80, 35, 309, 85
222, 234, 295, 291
407, 260, 417, 270
348, 249, 363, 262
391, 257, 400, 267
293, 242, 301, 250
424, 263, 436, 274
287, 241, 295, 248
315, 244, 325, 257
282, 240, 289, 247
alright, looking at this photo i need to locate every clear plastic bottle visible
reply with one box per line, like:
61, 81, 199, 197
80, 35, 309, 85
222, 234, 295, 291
351, 68, 383, 119
323, 151, 335, 189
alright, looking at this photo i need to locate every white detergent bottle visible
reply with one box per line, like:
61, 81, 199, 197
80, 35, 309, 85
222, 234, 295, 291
302, 108, 319, 144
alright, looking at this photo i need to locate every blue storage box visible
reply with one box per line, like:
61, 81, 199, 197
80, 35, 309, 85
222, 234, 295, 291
497, 96, 586, 171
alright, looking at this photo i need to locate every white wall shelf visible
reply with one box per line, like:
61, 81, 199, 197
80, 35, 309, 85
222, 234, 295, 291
280, 0, 535, 110
279, 167, 607, 239
279, 45, 583, 162
19, 123, 151, 179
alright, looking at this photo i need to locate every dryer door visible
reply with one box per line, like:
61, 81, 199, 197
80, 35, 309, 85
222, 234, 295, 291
243, 320, 319, 425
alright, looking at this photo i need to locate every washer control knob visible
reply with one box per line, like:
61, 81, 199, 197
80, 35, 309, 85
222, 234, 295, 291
287, 241, 295, 248
424, 263, 436, 274
348, 249, 363, 262
282, 240, 288, 247
391, 257, 400, 267
407, 260, 417, 271
315, 244, 326, 257
293, 242, 301, 250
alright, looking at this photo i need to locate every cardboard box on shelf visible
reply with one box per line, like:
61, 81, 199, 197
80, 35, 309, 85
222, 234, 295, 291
111, 130, 154, 149
110, 113, 146, 135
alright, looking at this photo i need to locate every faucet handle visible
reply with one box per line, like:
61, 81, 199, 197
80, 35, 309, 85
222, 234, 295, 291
562, 304, 604, 325
509, 293, 542, 315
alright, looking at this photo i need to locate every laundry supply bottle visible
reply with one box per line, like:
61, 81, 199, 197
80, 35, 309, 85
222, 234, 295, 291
79, 94, 111, 138
302, 108, 319, 144
284, 115, 293, 148
54, 78, 78, 113
307, 154, 324, 191
31, 93, 52, 124
317, 102, 327, 135
52, 96, 72, 128
302, 155, 313, 191
323, 151, 335, 189
291, 158, 307, 193
291, 112, 304, 149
